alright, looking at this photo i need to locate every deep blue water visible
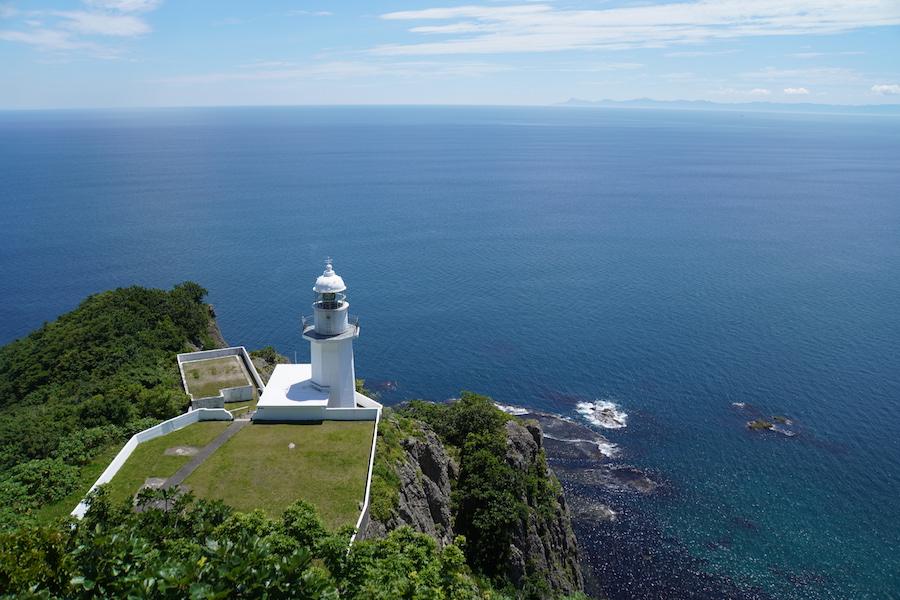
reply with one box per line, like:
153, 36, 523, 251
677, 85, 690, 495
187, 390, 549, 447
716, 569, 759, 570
2, 106, 899, 599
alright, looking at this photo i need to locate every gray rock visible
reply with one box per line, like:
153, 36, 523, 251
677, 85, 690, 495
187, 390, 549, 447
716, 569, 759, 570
367, 424, 455, 547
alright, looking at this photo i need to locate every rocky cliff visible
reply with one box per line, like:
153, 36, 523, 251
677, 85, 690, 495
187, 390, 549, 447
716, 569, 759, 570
365, 423, 456, 547
366, 410, 584, 597
503, 420, 584, 595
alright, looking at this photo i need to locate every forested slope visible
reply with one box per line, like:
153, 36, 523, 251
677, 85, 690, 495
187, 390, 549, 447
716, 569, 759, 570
0, 282, 216, 527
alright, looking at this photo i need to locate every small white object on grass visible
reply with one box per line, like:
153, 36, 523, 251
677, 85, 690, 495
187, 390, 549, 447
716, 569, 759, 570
288, 442, 296, 449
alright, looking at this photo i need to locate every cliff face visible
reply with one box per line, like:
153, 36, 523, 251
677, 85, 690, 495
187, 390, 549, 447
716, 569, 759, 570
504, 420, 584, 595
367, 414, 583, 597
365, 424, 456, 547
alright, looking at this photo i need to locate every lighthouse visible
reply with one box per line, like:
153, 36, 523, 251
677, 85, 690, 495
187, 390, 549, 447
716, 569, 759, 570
303, 260, 359, 409
253, 260, 379, 422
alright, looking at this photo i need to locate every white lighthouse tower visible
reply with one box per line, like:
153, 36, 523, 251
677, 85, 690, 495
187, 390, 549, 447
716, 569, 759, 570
253, 260, 379, 422
303, 260, 359, 409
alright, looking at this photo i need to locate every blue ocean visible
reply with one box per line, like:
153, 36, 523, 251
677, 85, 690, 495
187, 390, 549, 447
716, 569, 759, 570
1, 106, 899, 599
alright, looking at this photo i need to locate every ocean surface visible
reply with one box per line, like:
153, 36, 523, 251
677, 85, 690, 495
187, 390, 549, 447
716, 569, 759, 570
1, 106, 899, 599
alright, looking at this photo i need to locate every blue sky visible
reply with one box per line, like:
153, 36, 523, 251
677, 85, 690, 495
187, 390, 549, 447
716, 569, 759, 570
1, 0, 899, 108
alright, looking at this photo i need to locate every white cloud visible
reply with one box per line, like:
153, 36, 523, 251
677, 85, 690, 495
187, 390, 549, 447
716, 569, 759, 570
0, 0, 159, 56
82, 0, 162, 13
288, 10, 333, 17
871, 83, 900, 95
784, 87, 810, 95
0, 27, 82, 50
373, 1, 900, 55
559, 62, 643, 72
54, 10, 150, 36
665, 49, 738, 57
749, 88, 771, 95
871, 83, 900, 96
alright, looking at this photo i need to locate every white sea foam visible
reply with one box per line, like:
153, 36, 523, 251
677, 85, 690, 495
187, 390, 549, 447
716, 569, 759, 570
494, 403, 531, 416
575, 400, 628, 429
731, 402, 746, 409
543, 433, 619, 458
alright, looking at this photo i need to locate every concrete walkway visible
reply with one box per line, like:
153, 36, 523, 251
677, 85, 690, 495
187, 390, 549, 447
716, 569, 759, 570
163, 418, 249, 490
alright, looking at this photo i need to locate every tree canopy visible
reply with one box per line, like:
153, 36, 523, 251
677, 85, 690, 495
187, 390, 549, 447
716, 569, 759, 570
0, 489, 503, 600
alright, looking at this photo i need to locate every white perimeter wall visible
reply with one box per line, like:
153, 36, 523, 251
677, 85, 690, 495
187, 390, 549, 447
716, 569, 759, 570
70, 408, 233, 519
350, 402, 381, 545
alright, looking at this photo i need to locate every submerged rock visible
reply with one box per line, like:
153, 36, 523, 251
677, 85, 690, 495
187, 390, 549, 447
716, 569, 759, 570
747, 419, 774, 431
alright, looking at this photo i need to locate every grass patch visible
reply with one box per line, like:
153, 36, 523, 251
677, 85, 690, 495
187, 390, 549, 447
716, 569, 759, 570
184, 421, 374, 529
34, 443, 124, 523
104, 422, 230, 504
183, 356, 251, 398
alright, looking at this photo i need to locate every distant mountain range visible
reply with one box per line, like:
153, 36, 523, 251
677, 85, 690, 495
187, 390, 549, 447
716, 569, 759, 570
556, 97, 900, 115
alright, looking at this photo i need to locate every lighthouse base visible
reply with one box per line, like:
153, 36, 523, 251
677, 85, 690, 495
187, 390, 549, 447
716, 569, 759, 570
253, 364, 380, 422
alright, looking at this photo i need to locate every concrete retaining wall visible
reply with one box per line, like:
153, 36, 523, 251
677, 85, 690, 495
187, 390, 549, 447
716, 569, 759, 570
191, 384, 254, 409
71, 408, 233, 519
177, 346, 265, 404
253, 405, 328, 421
325, 407, 379, 421
222, 385, 254, 402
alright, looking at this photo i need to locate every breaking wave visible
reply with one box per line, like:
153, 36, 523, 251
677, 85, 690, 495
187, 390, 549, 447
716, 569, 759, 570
494, 403, 531, 416
543, 433, 619, 458
575, 400, 628, 429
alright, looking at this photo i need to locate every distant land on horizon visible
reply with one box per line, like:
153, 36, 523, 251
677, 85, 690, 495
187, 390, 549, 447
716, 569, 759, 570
556, 97, 900, 115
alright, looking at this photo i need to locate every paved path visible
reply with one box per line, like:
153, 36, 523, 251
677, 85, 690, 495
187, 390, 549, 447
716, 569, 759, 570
163, 419, 249, 490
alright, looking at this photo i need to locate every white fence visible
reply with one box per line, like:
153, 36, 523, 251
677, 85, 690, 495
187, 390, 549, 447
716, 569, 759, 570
70, 408, 233, 519
350, 404, 381, 545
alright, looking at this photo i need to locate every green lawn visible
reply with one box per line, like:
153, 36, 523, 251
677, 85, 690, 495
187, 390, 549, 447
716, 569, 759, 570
184, 421, 374, 529
183, 356, 251, 398
35, 443, 124, 523
103, 422, 231, 504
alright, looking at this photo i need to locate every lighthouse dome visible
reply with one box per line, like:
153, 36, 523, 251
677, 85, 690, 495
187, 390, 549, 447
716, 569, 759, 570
313, 261, 347, 294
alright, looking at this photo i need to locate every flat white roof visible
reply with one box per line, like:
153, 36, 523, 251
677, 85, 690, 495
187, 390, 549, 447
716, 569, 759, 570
257, 364, 329, 408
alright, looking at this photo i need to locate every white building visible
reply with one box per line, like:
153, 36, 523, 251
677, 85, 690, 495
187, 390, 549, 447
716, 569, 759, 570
253, 261, 380, 421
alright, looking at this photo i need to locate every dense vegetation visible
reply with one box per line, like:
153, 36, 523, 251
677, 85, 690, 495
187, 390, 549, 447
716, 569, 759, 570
0, 488, 504, 599
375, 393, 564, 592
0, 283, 216, 528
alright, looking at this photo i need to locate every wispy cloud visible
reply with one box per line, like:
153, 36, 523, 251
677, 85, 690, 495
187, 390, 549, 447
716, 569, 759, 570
784, 87, 810, 95
789, 50, 866, 58
82, 0, 161, 13
0, 0, 158, 55
740, 66, 861, 84
750, 88, 771, 96
287, 10, 333, 17
664, 49, 739, 58
372, 1, 900, 55
158, 60, 513, 85
53, 10, 151, 36
871, 83, 900, 95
